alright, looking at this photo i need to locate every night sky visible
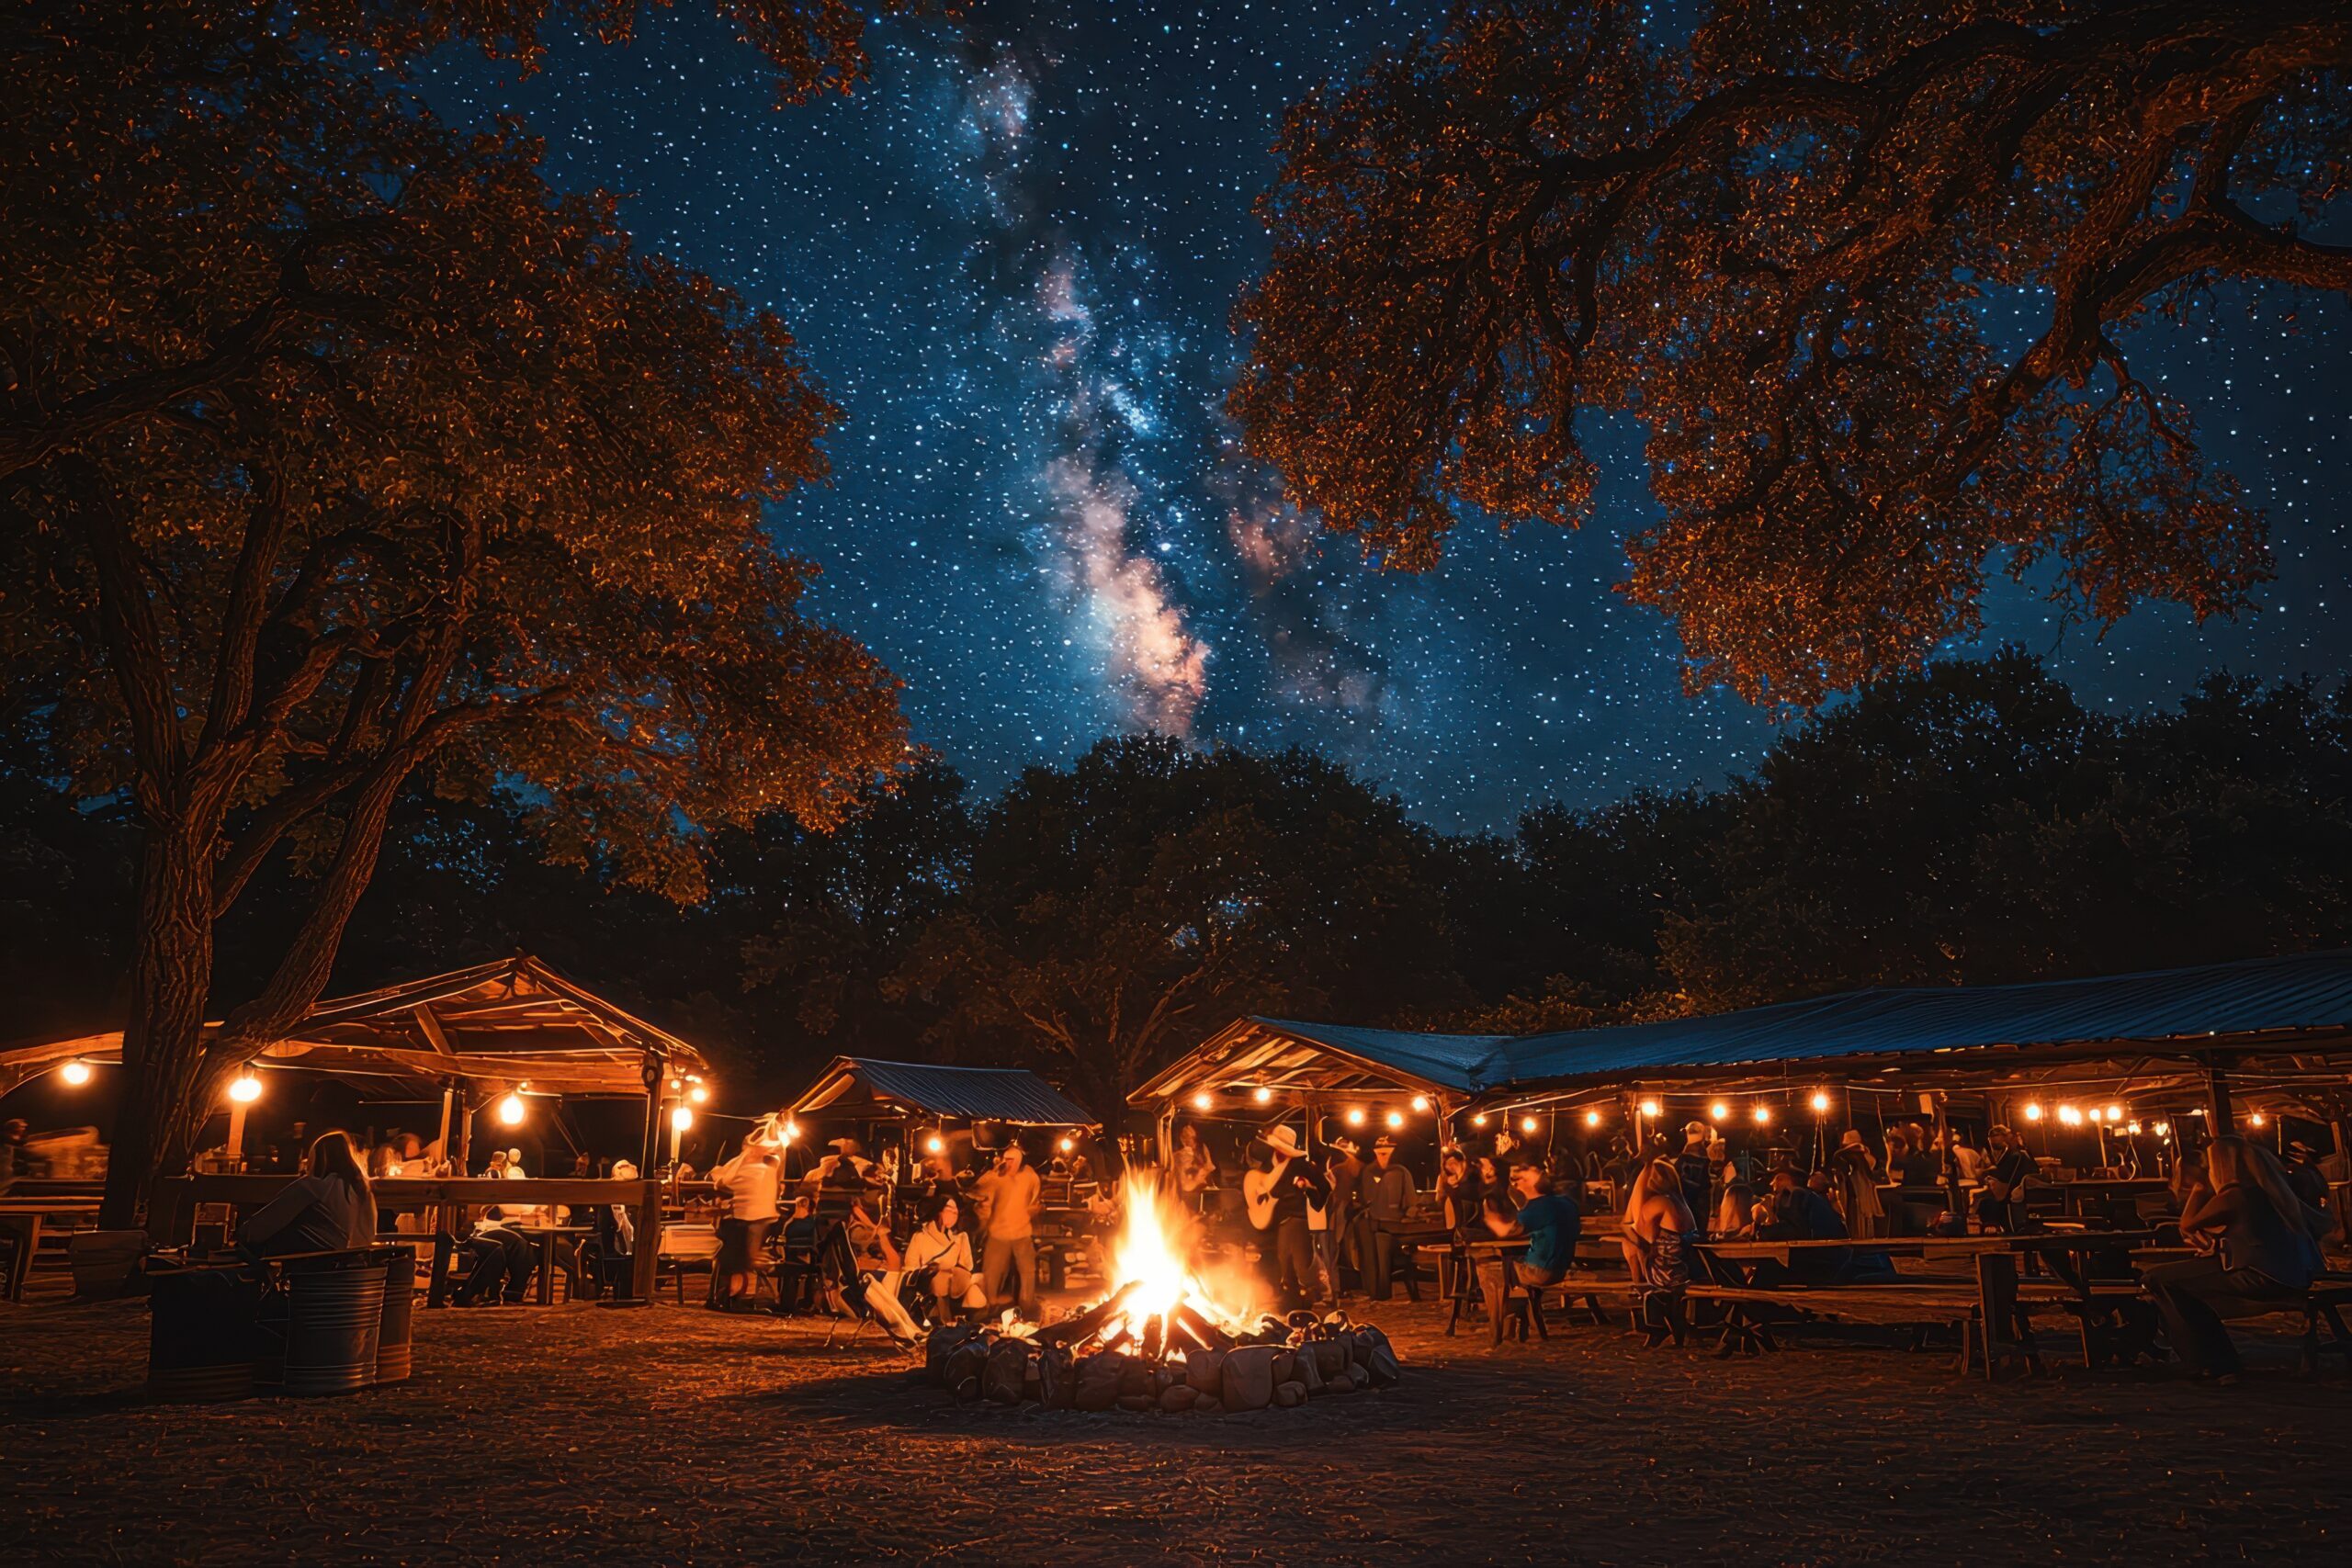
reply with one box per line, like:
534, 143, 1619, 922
424, 3, 2352, 830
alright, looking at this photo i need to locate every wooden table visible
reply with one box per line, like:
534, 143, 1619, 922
0, 1198, 102, 1302
513, 1224, 592, 1306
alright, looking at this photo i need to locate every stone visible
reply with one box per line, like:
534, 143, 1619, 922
1347, 1364, 1372, 1391
1117, 1362, 1155, 1399
1296, 1348, 1325, 1393
983, 1338, 1032, 1404
1193, 1397, 1222, 1415
1365, 1343, 1401, 1387
1273, 1381, 1306, 1408
1312, 1338, 1348, 1382
1220, 1345, 1279, 1412
1036, 1344, 1077, 1409
1116, 1393, 1158, 1413
1184, 1348, 1227, 1395
1159, 1383, 1198, 1413
926, 1323, 986, 1386
1349, 1330, 1374, 1368
944, 1341, 992, 1398
1270, 1350, 1295, 1385
1075, 1350, 1128, 1412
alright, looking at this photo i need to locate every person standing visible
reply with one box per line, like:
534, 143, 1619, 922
712, 1133, 783, 1311
1357, 1134, 1417, 1301
1974, 1124, 2034, 1234
1324, 1136, 1364, 1294
1257, 1125, 1330, 1310
972, 1139, 1042, 1319
1830, 1129, 1886, 1238
1673, 1122, 1713, 1225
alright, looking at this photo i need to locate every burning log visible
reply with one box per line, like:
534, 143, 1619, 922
1033, 1280, 1141, 1348
1170, 1299, 1233, 1351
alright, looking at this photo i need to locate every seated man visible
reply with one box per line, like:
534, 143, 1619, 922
455, 1205, 538, 1306
1473, 1156, 1582, 1346
577, 1159, 639, 1301
1753, 1168, 1898, 1285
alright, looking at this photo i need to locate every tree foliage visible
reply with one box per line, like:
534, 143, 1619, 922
1233, 0, 2352, 708
0, 2, 906, 1217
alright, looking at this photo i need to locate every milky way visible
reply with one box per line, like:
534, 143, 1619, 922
423, 2, 2352, 829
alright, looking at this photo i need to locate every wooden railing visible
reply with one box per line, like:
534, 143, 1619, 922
153, 1174, 664, 1303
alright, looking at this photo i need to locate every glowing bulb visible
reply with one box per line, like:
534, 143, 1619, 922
1638, 1100, 1660, 1119
2249, 1111, 2267, 1128
1191, 1091, 1213, 1111
1058, 1136, 1075, 1153
2023, 1102, 2043, 1122
926, 1134, 944, 1155
2086, 1107, 2103, 1124
688, 1084, 709, 1105
2106, 1104, 2123, 1123
1752, 1105, 1772, 1125
1470, 1112, 1488, 1129
1345, 1108, 1365, 1127
669, 1105, 694, 1133
1708, 1100, 1730, 1122
2153, 1121, 2171, 1138
228, 1074, 262, 1104
1809, 1091, 1831, 1114
1584, 1109, 1602, 1128
2125, 1121, 2142, 1135
783, 1121, 798, 1143
60, 1058, 93, 1087
1385, 1111, 1405, 1130
497, 1091, 526, 1126
668, 1077, 683, 1092
1251, 1087, 1273, 1105
2057, 1105, 2082, 1126
1409, 1095, 1430, 1114
1520, 1115, 1538, 1135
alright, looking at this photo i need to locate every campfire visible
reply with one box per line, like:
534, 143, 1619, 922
923, 1175, 1402, 1413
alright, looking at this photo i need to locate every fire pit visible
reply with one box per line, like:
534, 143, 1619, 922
921, 1177, 1403, 1413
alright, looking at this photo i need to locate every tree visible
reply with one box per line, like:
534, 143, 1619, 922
1232, 1, 2350, 709
1, 4, 908, 1223
887, 737, 1460, 1121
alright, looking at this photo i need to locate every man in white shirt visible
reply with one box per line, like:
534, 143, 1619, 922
712, 1134, 783, 1310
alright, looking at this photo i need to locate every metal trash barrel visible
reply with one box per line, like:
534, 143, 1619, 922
146, 1261, 260, 1402
372, 1246, 416, 1385
279, 1253, 385, 1396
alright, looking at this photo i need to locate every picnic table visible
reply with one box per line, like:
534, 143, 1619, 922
0, 1197, 103, 1301
512, 1223, 593, 1305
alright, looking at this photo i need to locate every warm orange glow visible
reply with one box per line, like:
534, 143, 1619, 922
1638, 1099, 1660, 1118
1470, 1112, 1488, 1128
688, 1083, 710, 1105
2057, 1104, 2082, 1126
1345, 1108, 1366, 1127
1058, 1136, 1075, 1153
1251, 1087, 1273, 1105
926, 1134, 944, 1155
1809, 1091, 1831, 1114
669, 1105, 694, 1133
1191, 1090, 1213, 1111
1752, 1104, 1772, 1125
2249, 1111, 2268, 1128
228, 1074, 263, 1105
1409, 1095, 1430, 1114
1385, 1110, 1405, 1130
1583, 1109, 1602, 1127
497, 1091, 526, 1126
2106, 1103, 2123, 1122
1095, 1173, 1244, 1342
2023, 1102, 2044, 1122
1519, 1115, 1538, 1135
1708, 1100, 1729, 1122
60, 1059, 93, 1087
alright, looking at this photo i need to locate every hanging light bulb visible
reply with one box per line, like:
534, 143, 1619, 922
1638, 1099, 1661, 1119
925, 1134, 945, 1155
1409, 1095, 1430, 1114
1470, 1111, 1488, 1129
1520, 1115, 1539, 1135
60, 1058, 93, 1087
1385, 1110, 1406, 1130
2057, 1104, 2082, 1125
2023, 1102, 2044, 1122
1752, 1104, 1772, 1125
1191, 1090, 1213, 1111
688, 1083, 710, 1105
669, 1105, 695, 1133
1584, 1109, 1602, 1128
1345, 1107, 1366, 1127
1808, 1091, 1831, 1115
2106, 1103, 2123, 1123
1251, 1087, 1273, 1105
497, 1091, 526, 1126
2086, 1107, 2104, 1124
2249, 1111, 2268, 1128
1708, 1100, 1730, 1122
228, 1072, 263, 1104
1058, 1136, 1075, 1153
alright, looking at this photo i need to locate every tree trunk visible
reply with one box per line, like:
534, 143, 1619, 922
98, 822, 217, 1228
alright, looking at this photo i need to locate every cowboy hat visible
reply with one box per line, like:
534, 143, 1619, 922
1262, 1125, 1306, 1159
1372, 1134, 1397, 1151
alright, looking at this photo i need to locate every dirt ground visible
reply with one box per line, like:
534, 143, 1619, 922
3, 1286, 2345, 1567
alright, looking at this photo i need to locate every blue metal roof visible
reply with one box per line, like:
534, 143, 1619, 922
831, 1057, 1099, 1125
1248, 1018, 1513, 1095
1233, 951, 2352, 1095
1498, 949, 2352, 1083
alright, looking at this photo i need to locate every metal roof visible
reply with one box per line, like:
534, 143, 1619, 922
1499, 948, 2352, 1084
791, 1056, 1099, 1126
1244, 1019, 1512, 1096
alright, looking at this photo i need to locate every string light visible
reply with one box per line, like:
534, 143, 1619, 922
2105, 1104, 2123, 1122
1708, 1100, 1730, 1122
2057, 1104, 2082, 1126
1191, 1091, 1213, 1111
1752, 1105, 1772, 1125
497, 1091, 526, 1126
925, 1134, 944, 1155
1638, 1099, 1660, 1118
2022, 1102, 2044, 1122
688, 1082, 710, 1105
1058, 1136, 1075, 1153
1520, 1115, 1539, 1135
669, 1105, 694, 1133
1345, 1108, 1366, 1127
228, 1073, 263, 1105
1469, 1112, 1488, 1129
2249, 1111, 2268, 1128
1808, 1091, 1831, 1114
2086, 1107, 2104, 1124
1251, 1087, 1273, 1105
1410, 1095, 1430, 1114
59, 1059, 93, 1087
1385, 1111, 1406, 1131
1584, 1109, 1602, 1128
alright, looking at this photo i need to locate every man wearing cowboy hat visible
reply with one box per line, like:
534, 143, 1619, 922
1322, 1134, 1364, 1296
1254, 1124, 1331, 1310
1358, 1134, 1417, 1300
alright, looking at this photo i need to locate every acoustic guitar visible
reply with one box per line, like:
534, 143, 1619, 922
1242, 1157, 1292, 1231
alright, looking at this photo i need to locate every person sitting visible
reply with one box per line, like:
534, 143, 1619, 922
1713, 1179, 1758, 1241
578, 1159, 639, 1301
1474, 1157, 1582, 1346
455, 1205, 538, 1305
903, 1194, 988, 1323
842, 1192, 921, 1348
234, 1130, 376, 1258
1750, 1167, 1855, 1286
1973, 1124, 2036, 1233
1884, 1131, 1936, 1187
2143, 1135, 2335, 1383
1620, 1157, 1695, 1292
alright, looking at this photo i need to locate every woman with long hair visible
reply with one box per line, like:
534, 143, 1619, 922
2143, 1135, 2335, 1382
903, 1192, 987, 1322
234, 1129, 375, 1257
1620, 1157, 1697, 1290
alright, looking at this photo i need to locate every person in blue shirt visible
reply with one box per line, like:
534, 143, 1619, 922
1474, 1156, 1583, 1346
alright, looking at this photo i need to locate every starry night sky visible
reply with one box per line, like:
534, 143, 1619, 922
423, 3, 2352, 830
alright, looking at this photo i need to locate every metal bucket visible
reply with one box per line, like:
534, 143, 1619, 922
146, 1262, 260, 1403
372, 1247, 416, 1385
280, 1260, 385, 1397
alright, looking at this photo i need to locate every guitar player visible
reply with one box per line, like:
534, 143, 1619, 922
1244, 1125, 1332, 1310
1973, 1122, 2037, 1234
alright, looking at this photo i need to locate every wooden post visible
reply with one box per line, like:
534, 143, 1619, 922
224, 1100, 250, 1170
2203, 1061, 2235, 1138
1932, 1092, 1961, 1232
435, 1081, 456, 1162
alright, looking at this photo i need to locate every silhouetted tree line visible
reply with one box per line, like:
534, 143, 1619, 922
8, 649, 2350, 1112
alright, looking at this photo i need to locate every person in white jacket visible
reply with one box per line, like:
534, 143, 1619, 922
711, 1134, 783, 1310
902, 1193, 989, 1320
